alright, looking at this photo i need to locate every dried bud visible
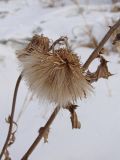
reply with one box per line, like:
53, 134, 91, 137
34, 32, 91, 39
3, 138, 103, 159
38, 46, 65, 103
17, 35, 93, 107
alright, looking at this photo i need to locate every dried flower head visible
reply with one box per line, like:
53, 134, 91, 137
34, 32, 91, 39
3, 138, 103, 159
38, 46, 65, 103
17, 35, 93, 107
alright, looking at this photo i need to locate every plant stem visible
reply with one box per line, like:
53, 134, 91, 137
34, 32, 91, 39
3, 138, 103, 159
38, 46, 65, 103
0, 74, 22, 159
49, 36, 68, 51
83, 19, 120, 70
21, 105, 60, 160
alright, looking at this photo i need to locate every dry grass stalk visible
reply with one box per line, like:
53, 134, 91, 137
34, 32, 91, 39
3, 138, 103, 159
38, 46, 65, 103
71, 24, 99, 49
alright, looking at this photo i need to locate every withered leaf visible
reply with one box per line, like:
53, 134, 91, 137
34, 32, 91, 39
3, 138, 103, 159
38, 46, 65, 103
70, 111, 81, 129
65, 104, 81, 129
86, 56, 112, 83
39, 127, 50, 143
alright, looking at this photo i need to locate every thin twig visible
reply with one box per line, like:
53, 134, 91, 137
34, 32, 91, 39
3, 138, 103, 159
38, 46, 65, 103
0, 74, 22, 159
21, 105, 60, 160
83, 19, 120, 70
49, 36, 69, 51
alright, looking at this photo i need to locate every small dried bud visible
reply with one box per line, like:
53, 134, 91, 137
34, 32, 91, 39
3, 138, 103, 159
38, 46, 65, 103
17, 35, 93, 107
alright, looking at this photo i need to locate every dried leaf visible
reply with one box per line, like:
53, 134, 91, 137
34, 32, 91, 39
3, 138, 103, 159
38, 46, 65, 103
39, 127, 50, 143
87, 56, 112, 83
70, 111, 81, 129
65, 103, 81, 129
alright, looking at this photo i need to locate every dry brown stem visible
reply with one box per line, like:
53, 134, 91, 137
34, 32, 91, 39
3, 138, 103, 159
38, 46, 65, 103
49, 36, 69, 51
0, 74, 22, 159
21, 105, 60, 160
83, 19, 120, 71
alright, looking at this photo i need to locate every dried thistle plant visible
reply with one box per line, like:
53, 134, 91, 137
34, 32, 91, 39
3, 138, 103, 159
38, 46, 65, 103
17, 34, 93, 107
1, 19, 120, 160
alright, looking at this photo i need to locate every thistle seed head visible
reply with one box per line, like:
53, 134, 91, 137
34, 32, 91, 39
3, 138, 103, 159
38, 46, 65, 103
17, 35, 93, 107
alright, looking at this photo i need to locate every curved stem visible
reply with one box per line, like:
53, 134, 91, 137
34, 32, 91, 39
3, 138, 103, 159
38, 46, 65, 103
49, 37, 69, 51
0, 74, 22, 159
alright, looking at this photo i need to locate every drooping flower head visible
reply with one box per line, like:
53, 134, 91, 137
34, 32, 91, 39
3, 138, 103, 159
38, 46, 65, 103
17, 35, 93, 107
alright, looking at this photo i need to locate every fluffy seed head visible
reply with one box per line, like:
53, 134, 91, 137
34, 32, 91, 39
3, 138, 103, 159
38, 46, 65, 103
17, 35, 93, 107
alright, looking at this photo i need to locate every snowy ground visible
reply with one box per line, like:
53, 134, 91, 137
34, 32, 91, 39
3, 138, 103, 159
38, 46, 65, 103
0, 0, 120, 160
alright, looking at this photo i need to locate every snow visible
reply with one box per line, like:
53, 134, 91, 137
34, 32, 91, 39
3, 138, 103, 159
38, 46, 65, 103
0, 0, 120, 160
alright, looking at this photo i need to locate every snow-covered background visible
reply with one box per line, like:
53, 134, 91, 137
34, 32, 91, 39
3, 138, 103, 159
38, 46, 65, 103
0, 0, 120, 160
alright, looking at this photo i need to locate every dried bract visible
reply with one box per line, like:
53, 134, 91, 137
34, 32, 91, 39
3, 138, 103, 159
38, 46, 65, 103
86, 56, 112, 83
65, 103, 81, 129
